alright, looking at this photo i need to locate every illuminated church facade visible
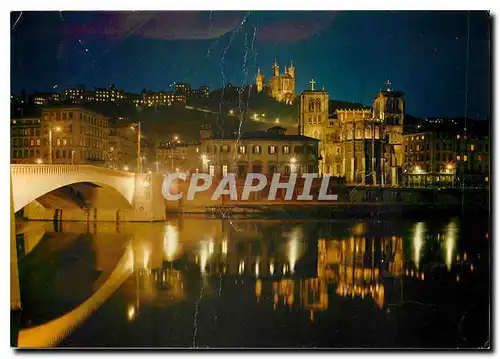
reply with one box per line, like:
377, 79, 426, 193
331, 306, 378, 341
256, 60, 295, 104
299, 80, 405, 186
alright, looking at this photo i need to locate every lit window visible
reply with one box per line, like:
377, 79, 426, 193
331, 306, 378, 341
238, 145, 246, 154
470, 144, 475, 151
283, 146, 290, 154
456, 155, 461, 161
252, 145, 262, 154
463, 155, 468, 161
422, 135, 425, 140
269, 145, 276, 154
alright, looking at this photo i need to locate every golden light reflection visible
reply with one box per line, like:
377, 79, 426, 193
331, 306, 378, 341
239, 261, 245, 275
163, 224, 179, 261
208, 239, 214, 255
143, 247, 150, 270
255, 261, 260, 278
222, 239, 228, 255
288, 227, 303, 273
127, 305, 136, 321
413, 222, 426, 269
270, 261, 275, 275
200, 245, 208, 274
444, 220, 458, 271
255, 279, 262, 302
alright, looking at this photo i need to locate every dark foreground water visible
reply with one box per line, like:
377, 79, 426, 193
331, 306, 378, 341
16, 215, 490, 348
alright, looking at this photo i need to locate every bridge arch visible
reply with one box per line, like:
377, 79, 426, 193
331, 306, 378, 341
11, 165, 136, 213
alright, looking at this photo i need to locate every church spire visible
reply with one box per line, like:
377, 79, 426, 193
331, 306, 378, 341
272, 59, 279, 77
288, 60, 295, 78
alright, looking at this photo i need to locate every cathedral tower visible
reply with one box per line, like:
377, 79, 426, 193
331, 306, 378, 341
299, 79, 329, 174
255, 60, 296, 104
272, 59, 279, 77
288, 61, 295, 78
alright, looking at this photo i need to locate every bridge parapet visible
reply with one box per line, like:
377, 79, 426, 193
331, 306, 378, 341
10, 164, 135, 178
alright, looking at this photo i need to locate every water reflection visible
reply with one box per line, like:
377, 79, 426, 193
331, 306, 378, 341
412, 222, 426, 269
16, 216, 488, 347
444, 219, 458, 271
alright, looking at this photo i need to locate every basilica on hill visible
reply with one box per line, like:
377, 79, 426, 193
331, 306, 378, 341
255, 60, 296, 104
298, 79, 405, 186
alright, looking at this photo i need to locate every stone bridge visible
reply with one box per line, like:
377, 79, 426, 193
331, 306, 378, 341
10, 165, 166, 312
10, 165, 166, 222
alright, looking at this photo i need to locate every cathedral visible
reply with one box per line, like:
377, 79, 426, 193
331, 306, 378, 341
256, 60, 295, 104
299, 80, 405, 186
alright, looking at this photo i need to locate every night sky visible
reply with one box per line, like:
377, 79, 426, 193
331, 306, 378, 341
11, 11, 490, 119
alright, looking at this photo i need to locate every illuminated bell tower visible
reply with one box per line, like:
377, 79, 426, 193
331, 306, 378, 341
299, 79, 329, 174
272, 59, 279, 77
256, 68, 264, 93
288, 61, 295, 78
373, 80, 405, 186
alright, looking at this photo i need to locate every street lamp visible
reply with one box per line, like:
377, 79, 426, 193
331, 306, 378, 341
275, 118, 280, 124
49, 126, 62, 164
130, 122, 142, 173
35, 158, 43, 164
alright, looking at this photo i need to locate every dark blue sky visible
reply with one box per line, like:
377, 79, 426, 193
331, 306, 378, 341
11, 11, 490, 119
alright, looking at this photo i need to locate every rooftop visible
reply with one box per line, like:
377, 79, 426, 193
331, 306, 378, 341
207, 131, 319, 142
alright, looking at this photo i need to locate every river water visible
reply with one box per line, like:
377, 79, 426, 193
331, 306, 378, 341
15, 214, 490, 348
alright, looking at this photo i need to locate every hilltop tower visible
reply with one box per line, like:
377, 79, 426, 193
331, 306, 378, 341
272, 59, 279, 77
255, 60, 296, 104
288, 61, 295, 78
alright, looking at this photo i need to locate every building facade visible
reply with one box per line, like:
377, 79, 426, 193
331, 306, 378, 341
107, 124, 138, 171
256, 60, 296, 104
140, 90, 187, 106
402, 131, 490, 188
201, 127, 319, 178
299, 81, 404, 186
11, 118, 42, 164
156, 143, 201, 174
41, 107, 109, 165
